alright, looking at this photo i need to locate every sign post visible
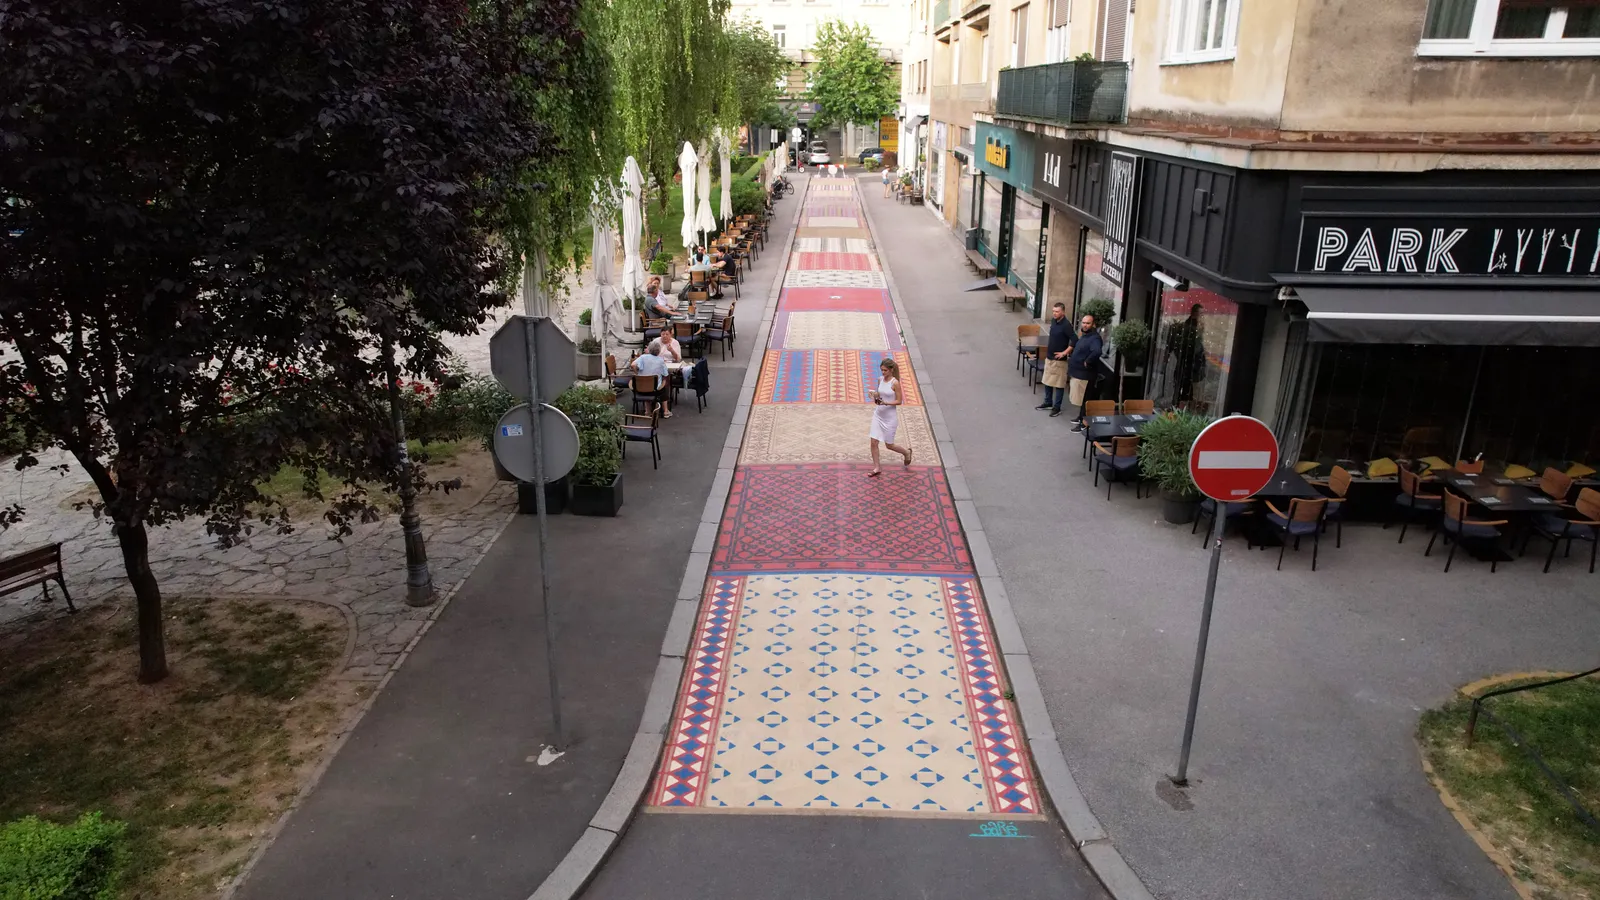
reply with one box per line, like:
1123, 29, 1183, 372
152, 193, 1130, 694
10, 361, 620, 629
490, 315, 576, 752
1172, 415, 1279, 786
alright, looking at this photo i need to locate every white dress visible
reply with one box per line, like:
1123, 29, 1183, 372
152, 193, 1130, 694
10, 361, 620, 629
869, 378, 899, 443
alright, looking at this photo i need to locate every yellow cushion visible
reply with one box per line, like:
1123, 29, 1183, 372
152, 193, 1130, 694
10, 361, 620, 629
1416, 456, 1450, 472
1568, 462, 1596, 478
1367, 458, 1398, 478
1294, 461, 1321, 475
1504, 464, 1536, 480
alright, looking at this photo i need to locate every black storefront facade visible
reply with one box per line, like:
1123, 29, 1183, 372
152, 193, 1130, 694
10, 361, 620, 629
1023, 130, 1600, 474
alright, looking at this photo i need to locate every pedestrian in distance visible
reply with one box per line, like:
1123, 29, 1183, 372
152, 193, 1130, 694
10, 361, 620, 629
881, 165, 894, 198
1036, 301, 1073, 417
866, 358, 913, 476
1067, 312, 1103, 433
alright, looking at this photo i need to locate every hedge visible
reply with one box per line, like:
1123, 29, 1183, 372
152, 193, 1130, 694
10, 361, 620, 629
739, 152, 767, 182
0, 813, 127, 900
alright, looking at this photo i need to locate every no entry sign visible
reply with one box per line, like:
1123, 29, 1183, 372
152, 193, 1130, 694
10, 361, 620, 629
1188, 415, 1279, 502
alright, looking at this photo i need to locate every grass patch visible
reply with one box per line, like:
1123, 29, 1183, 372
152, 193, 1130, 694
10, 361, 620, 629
0, 596, 364, 899
252, 439, 472, 522
1418, 675, 1600, 900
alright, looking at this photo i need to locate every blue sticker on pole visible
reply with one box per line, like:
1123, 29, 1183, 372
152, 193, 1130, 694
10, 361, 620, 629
500, 424, 524, 437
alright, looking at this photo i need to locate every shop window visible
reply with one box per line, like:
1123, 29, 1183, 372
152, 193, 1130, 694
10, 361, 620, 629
1011, 193, 1044, 295
1164, 0, 1239, 64
956, 162, 974, 230
1420, 0, 1600, 56
980, 176, 1004, 261
1150, 285, 1238, 417
1078, 232, 1119, 319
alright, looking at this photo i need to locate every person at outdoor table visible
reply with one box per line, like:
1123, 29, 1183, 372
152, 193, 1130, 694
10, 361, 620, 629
658, 329, 684, 363
631, 341, 673, 418
689, 245, 708, 266
1036, 301, 1073, 418
710, 252, 736, 299
1067, 312, 1103, 433
643, 276, 676, 319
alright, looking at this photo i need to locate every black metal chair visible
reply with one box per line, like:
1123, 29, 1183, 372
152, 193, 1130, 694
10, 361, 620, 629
630, 374, 664, 418
1521, 486, 1599, 574
1310, 464, 1353, 548
1265, 497, 1330, 571
621, 408, 661, 469
1091, 436, 1143, 501
1194, 498, 1255, 546
1425, 490, 1508, 573
701, 314, 734, 360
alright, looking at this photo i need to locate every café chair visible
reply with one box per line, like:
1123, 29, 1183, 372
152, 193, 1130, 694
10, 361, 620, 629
702, 314, 735, 360
1538, 466, 1575, 502
673, 321, 703, 359
1426, 491, 1509, 573
1079, 400, 1120, 461
621, 407, 662, 469
1388, 466, 1442, 545
1027, 346, 1047, 392
1016, 324, 1041, 373
1521, 486, 1599, 574
1091, 436, 1143, 501
643, 317, 668, 342
1264, 497, 1330, 571
629, 374, 663, 418
1121, 399, 1155, 415
717, 267, 741, 301
1310, 464, 1352, 548
605, 355, 631, 392
1193, 498, 1254, 547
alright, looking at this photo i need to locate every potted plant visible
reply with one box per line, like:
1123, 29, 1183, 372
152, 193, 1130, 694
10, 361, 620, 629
1109, 318, 1151, 405
576, 308, 593, 343
1138, 409, 1211, 524
576, 336, 603, 379
556, 384, 625, 516
1078, 297, 1115, 331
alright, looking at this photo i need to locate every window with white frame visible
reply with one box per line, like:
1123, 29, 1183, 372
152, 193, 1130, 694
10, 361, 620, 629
1010, 5, 1031, 67
1046, 0, 1071, 63
951, 31, 962, 82
1165, 0, 1241, 63
1420, 0, 1600, 56
772, 24, 787, 47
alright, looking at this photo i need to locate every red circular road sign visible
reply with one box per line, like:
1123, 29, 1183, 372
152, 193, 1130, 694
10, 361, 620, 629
1188, 415, 1280, 502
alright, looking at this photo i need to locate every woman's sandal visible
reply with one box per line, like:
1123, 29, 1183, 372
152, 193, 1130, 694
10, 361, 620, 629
903, 449, 913, 467
866, 470, 881, 478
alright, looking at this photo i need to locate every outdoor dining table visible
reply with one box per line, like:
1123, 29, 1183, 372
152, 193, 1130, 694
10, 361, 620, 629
1086, 413, 1153, 442
1258, 466, 1324, 500
1435, 469, 1561, 515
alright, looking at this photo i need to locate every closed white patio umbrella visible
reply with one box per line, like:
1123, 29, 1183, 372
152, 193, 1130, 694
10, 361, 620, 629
678, 142, 698, 254
694, 140, 717, 248
590, 199, 617, 372
717, 129, 733, 224
619, 157, 646, 317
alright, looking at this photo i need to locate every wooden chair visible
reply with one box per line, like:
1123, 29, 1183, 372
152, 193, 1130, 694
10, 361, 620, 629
1313, 464, 1353, 548
685, 289, 710, 307
674, 321, 703, 359
1122, 399, 1155, 415
630, 374, 663, 417
702, 314, 734, 360
1016, 324, 1041, 374
1026, 346, 1047, 392
1388, 466, 1442, 544
621, 407, 662, 469
1264, 498, 1330, 571
717, 266, 741, 300
1453, 459, 1485, 475
1083, 400, 1117, 418
1522, 485, 1599, 574
644, 317, 667, 342
1090, 436, 1143, 501
604, 354, 631, 392
1538, 466, 1574, 503
1426, 491, 1509, 573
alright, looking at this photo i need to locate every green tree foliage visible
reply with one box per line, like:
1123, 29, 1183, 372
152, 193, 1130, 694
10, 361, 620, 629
722, 18, 790, 129
609, 0, 732, 205
0, 0, 580, 682
0, 812, 126, 900
807, 21, 897, 130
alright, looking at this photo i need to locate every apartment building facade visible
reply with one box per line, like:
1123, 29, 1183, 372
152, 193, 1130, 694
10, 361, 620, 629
911, 0, 1600, 472
733, 0, 910, 159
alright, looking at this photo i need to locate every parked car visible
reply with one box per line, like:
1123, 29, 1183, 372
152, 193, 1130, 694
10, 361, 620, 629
808, 141, 831, 165
858, 147, 886, 165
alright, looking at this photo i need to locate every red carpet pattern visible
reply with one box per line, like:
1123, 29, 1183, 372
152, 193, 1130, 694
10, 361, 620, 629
650, 176, 1038, 816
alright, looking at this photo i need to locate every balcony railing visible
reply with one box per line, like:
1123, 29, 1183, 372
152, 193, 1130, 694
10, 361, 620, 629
994, 61, 1129, 125
933, 0, 951, 27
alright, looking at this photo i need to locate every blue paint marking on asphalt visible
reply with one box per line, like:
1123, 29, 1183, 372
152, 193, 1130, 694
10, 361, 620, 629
968, 821, 1031, 838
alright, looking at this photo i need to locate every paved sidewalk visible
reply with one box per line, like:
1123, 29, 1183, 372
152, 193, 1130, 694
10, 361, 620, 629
861, 179, 1600, 900
231, 190, 805, 900
586, 172, 1107, 899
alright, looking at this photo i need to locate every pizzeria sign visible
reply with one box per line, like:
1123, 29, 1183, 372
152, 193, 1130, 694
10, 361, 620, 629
1297, 215, 1600, 277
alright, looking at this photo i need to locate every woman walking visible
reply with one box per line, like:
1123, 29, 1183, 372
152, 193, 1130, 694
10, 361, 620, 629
867, 358, 913, 476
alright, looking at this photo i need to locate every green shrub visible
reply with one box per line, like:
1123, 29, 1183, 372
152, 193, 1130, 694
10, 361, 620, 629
405, 372, 518, 450
648, 257, 668, 276
739, 153, 766, 181
1137, 409, 1212, 498
731, 179, 766, 216
553, 384, 622, 486
0, 398, 36, 459
1078, 298, 1116, 329
863, 158, 881, 172
1109, 318, 1151, 370
0, 812, 127, 900
577, 308, 592, 326
577, 337, 601, 354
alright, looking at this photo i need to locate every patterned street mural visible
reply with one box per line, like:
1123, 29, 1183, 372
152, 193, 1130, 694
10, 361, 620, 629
650, 178, 1039, 815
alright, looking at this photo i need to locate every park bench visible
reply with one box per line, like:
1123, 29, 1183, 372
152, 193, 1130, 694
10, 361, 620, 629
996, 281, 1026, 312
964, 249, 996, 278
0, 543, 75, 612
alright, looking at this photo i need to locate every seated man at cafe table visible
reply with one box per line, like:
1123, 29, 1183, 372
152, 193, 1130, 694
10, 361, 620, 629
630, 340, 673, 418
709, 252, 736, 299
643, 276, 676, 319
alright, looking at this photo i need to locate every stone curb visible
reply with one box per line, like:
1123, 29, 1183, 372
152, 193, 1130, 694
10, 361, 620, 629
855, 175, 1157, 900
520, 174, 810, 900
222, 498, 520, 900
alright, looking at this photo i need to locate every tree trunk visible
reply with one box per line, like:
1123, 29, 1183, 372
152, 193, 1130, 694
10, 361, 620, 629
115, 520, 168, 683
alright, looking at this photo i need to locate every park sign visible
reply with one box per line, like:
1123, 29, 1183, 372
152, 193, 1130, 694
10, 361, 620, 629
1187, 415, 1278, 502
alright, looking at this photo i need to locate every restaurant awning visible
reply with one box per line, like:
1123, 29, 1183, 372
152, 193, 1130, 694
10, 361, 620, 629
1292, 285, 1600, 347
